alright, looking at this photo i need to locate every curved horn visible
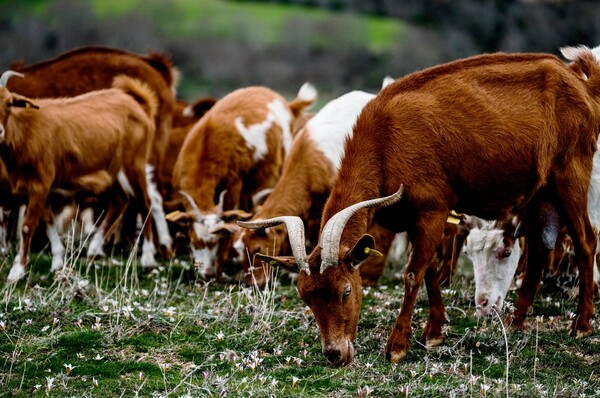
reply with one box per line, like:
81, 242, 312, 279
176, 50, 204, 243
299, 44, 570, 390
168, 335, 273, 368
320, 185, 404, 273
216, 190, 227, 218
237, 216, 309, 273
252, 188, 273, 207
179, 191, 203, 222
0, 71, 24, 87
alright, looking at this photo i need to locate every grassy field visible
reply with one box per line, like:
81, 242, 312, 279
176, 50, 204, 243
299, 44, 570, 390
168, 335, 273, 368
0, 233, 599, 397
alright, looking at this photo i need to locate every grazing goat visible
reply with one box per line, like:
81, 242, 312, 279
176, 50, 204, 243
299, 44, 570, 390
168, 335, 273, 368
239, 49, 600, 366
462, 45, 600, 321
235, 82, 398, 288
0, 71, 160, 282
161, 98, 217, 206
7, 46, 177, 253
172, 83, 317, 280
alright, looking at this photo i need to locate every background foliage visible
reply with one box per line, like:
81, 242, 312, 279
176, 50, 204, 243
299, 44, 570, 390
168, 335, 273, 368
2, 0, 599, 103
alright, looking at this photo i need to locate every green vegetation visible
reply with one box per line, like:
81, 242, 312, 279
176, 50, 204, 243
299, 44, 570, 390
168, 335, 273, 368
0, 242, 599, 397
91, 0, 404, 52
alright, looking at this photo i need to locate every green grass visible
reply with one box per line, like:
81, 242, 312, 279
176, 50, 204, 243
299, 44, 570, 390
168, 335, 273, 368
90, 0, 404, 52
0, 247, 599, 397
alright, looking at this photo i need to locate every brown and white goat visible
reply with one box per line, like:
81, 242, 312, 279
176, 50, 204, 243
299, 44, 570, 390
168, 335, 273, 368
0, 71, 161, 282
172, 83, 317, 279
235, 85, 398, 288
239, 49, 600, 366
7, 46, 177, 253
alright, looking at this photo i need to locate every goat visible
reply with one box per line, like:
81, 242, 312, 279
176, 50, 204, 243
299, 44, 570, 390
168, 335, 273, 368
239, 49, 600, 365
172, 83, 317, 280
462, 44, 600, 321
0, 71, 160, 282
234, 81, 398, 288
161, 98, 217, 207
7, 45, 177, 254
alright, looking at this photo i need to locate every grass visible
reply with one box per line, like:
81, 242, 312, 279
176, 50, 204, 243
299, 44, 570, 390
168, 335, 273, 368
90, 0, 405, 52
0, 236, 599, 397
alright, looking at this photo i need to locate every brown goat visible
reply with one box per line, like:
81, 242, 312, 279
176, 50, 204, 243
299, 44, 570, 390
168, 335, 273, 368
239, 49, 600, 365
161, 98, 217, 206
0, 71, 160, 282
7, 46, 177, 252
234, 87, 397, 289
172, 83, 317, 280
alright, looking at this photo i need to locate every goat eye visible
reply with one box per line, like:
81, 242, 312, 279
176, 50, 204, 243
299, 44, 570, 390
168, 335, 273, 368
342, 286, 352, 298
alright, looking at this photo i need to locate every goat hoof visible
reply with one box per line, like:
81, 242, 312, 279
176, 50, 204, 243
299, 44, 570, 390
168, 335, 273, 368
504, 313, 525, 331
141, 253, 158, 269
571, 322, 593, 339
425, 338, 445, 349
51, 258, 64, 272
385, 348, 407, 363
7, 264, 25, 283
384, 332, 410, 363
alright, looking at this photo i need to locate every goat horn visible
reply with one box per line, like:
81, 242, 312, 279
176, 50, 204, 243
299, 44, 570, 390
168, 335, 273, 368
237, 216, 310, 274
179, 191, 204, 222
251, 188, 273, 207
216, 190, 227, 218
320, 185, 404, 273
0, 71, 24, 87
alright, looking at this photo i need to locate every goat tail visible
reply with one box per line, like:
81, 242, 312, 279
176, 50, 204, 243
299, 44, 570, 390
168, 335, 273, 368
113, 75, 158, 121
288, 82, 317, 118
561, 45, 600, 96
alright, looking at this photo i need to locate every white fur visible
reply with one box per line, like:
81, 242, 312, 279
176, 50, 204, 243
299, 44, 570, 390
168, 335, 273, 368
145, 164, 172, 249
141, 238, 157, 268
381, 76, 395, 90
306, 91, 375, 170
7, 261, 25, 282
191, 213, 222, 278
7, 209, 28, 282
296, 82, 318, 104
46, 221, 65, 272
0, 207, 10, 255
192, 244, 220, 279
235, 99, 293, 162
87, 227, 107, 258
464, 225, 521, 317
117, 170, 135, 197
269, 99, 293, 154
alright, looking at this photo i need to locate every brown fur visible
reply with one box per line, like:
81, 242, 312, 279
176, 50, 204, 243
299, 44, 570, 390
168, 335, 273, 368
173, 85, 315, 279
240, 121, 396, 288
294, 51, 600, 365
0, 76, 158, 281
161, 98, 217, 206
8, 45, 177, 194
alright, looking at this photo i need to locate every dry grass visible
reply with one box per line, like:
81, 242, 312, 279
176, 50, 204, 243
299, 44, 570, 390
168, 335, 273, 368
0, 234, 599, 397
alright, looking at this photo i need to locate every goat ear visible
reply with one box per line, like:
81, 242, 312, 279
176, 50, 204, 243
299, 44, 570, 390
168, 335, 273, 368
10, 95, 38, 110
345, 234, 377, 268
166, 210, 193, 224
461, 214, 482, 231
211, 222, 240, 236
221, 209, 253, 222
256, 254, 300, 273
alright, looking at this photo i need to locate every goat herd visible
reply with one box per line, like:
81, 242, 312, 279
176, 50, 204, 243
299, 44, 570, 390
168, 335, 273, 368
1, 44, 600, 367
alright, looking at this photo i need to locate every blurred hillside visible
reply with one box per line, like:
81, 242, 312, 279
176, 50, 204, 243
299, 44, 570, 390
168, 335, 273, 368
1, 0, 599, 104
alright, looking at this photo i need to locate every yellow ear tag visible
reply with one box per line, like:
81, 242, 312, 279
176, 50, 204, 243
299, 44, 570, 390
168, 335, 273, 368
364, 247, 383, 257
446, 210, 462, 225
25, 102, 31, 108
165, 210, 181, 222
